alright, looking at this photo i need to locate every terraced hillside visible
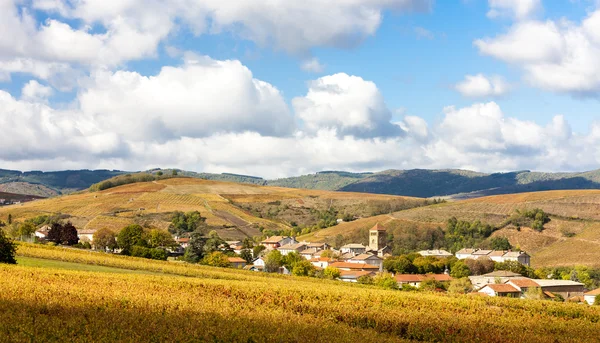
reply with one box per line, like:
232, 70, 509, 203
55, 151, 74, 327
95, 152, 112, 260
0, 178, 422, 240
300, 190, 600, 268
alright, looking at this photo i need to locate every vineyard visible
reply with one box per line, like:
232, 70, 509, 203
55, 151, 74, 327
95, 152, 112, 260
3, 244, 600, 343
0, 178, 414, 239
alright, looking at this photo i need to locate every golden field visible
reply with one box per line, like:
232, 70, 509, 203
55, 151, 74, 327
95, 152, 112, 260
3, 244, 600, 343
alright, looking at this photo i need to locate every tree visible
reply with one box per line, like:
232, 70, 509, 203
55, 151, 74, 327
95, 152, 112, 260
240, 249, 253, 263
490, 237, 512, 250
0, 229, 16, 264
93, 228, 118, 252
450, 260, 471, 278
465, 257, 494, 276
595, 295, 600, 306
264, 250, 283, 273
47, 222, 79, 246
320, 249, 335, 258
253, 245, 266, 258
420, 277, 443, 292
16, 222, 36, 240
323, 266, 341, 279
384, 256, 416, 274
282, 251, 303, 270
448, 278, 473, 294
357, 275, 374, 285
7, 214, 12, 225
525, 287, 544, 300
183, 232, 207, 263
172, 170, 178, 176
292, 260, 315, 277
117, 224, 145, 255
156, 171, 163, 176
373, 273, 398, 290
169, 211, 207, 236
201, 251, 231, 268
146, 229, 177, 249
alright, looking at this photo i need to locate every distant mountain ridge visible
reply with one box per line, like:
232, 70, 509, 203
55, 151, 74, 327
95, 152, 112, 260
2, 167, 600, 199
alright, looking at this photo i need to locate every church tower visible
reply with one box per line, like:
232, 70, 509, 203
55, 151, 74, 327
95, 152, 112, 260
369, 223, 387, 252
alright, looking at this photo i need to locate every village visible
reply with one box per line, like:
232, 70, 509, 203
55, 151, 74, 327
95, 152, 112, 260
32, 222, 600, 305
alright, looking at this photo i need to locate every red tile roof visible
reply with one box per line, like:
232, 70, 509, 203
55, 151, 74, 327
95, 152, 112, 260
228, 257, 247, 263
509, 279, 540, 288
370, 223, 386, 231
586, 288, 600, 296
485, 284, 520, 293
395, 274, 453, 283
329, 262, 379, 270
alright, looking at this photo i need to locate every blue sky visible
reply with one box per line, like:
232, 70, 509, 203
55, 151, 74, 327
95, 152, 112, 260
1, 0, 600, 177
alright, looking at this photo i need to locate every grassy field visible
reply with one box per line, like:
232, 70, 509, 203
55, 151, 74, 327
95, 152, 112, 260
0, 178, 419, 240
3, 244, 600, 343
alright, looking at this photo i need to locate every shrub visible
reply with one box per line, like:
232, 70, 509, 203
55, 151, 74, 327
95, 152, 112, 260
373, 273, 398, 290
0, 229, 17, 264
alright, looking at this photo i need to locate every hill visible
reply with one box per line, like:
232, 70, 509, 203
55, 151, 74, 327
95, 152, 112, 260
0, 169, 124, 196
0, 177, 423, 240
299, 190, 600, 268
3, 244, 599, 343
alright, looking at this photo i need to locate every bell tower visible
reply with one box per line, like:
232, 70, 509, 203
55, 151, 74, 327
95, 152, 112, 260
369, 223, 387, 251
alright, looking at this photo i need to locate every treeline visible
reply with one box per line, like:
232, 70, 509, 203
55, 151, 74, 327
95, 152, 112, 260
89, 172, 180, 192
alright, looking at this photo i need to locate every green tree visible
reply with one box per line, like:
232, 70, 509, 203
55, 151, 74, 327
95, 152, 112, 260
282, 251, 303, 269
420, 277, 443, 291
525, 287, 544, 300
323, 266, 341, 279
183, 232, 207, 263
264, 250, 283, 273
169, 211, 206, 235
383, 256, 416, 274
7, 214, 12, 225
240, 249, 253, 263
117, 224, 145, 255
373, 273, 398, 290
146, 229, 177, 249
203, 230, 228, 254
595, 296, 600, 306
17, 222, 36, 240
201, 251, 231, 268
448, 278, 473, 294
490, 237, 512, 250
450, 260, 471, 278
357, 275, 374, 285
156, 171, 163, 176
253, 245, 266, 258
0, 229, 17, 264
292, 260, 315, 277
93, 228, 118, 252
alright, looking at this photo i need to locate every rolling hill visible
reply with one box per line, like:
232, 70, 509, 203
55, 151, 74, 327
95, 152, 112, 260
4, 167, 600, 200
300, 190, 600, 268
0, 177, 422, 240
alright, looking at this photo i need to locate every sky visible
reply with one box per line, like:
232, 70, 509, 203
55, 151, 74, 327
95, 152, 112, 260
2, 0, 600, 178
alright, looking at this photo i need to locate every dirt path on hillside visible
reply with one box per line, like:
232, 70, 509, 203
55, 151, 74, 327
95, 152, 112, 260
213, 210, 249, 227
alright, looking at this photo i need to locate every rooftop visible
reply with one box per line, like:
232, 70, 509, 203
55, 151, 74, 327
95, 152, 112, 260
418, 250, 452, 257
228, 257, 247, 263
261, 236, 287, 243
351, 253, 381, 261
329, 262, 379, 270
585, 288, 600, 296
534, 279, 584, 287
484, 284, 520, 293
278, 243, 306, 251
482, 271, 523, 278
341, 244, 366, 249
509, 279, 540, 288
370, 223, 386, 232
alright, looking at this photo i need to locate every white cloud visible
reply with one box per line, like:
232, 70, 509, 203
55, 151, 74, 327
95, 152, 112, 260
293, 73, 404, 138
454, 74, 511, 98
0, 0, 432, 81
21, 80, 53, 102
475, 10, 600, 96
78, 55, 294, 140
487, 0, 542, 20
301, 58, 325, 73
414, 26, 435, 40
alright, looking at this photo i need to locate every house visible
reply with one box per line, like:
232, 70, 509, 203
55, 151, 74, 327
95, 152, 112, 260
261, 236, 297, 250
35, 225, 52, 240
176, 237, 190, 249
232, 245, 244, 255
456, 248, 478, 259
507, 279, 541, 298
340, 244, 366, 255
226, 240, 242, 248
418, 250, 453, 259
77, 229, 96, 243
310, 257, 336, 269
502, 251, 531, 266
244, 264, 263, 272
534, 279, 585, 299
348, 253, 383, 271
395, 274, 453, 288
338, 270, 375, 283
329, 262, 380, 272
300, 248, 318, 259
479, 284, 521, 297
338, 251, 356, 261
277, 243, 307, 256
584, 289, 600, 305
228, 257, 247, 269
469, 271, 524, 289
252, 257, 266, 269
456, 249, 531, 266
377, 246, 393, 258
306, 242, 330, 251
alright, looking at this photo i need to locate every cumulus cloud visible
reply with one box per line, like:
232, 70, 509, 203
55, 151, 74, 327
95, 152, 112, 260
21, 80, 53, 102
487, 0, 542, 20
293, 73, 404, 138
454, 74, 511, 98
78, 55, 294, 141
301, 58, 325, 73
0, 0, 432, 81
475, 10, 600, 96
